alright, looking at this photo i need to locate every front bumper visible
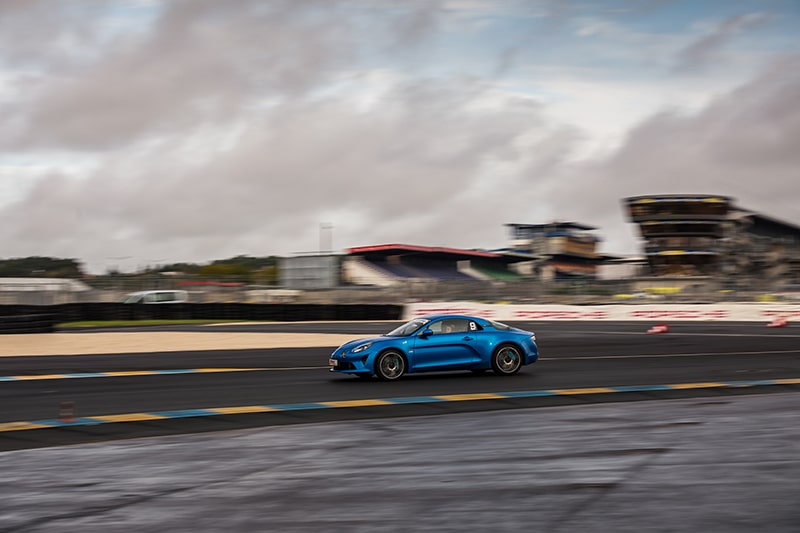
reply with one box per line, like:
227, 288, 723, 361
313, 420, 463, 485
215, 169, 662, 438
329, 352, 372, 375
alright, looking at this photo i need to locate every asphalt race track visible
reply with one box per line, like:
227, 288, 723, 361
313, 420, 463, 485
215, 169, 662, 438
1, 321, 799, 532
1, 321, 798, 450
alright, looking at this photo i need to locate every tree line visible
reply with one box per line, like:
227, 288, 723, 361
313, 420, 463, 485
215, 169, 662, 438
0, 255, 280, 285
0, 257, 83, 278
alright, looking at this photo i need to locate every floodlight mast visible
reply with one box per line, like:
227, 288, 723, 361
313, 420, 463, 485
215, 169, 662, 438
320, 222, 333, 254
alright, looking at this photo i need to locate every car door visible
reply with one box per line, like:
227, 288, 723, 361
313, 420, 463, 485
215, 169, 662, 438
412, 318, 480, 370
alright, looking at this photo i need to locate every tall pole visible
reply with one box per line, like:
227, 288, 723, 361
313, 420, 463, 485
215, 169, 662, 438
320, 222, 333, 254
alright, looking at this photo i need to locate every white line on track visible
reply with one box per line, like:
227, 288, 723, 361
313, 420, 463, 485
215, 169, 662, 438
260, 366, 329, 370
564, 330, 800, 338
541, 349, 800, 361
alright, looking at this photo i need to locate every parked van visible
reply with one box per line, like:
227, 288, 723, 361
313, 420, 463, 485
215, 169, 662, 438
120, 290, 189, 304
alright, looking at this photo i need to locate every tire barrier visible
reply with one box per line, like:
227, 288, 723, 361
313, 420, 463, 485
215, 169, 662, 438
0, 303, 404, 326
0, 313, 56, 334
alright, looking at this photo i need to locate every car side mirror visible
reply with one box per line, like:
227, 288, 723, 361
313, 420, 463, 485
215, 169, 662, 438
419, 329, 433, 338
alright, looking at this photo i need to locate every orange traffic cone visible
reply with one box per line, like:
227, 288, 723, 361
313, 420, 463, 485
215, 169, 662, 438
647, 323, 670, 334
767, 317, 788, 328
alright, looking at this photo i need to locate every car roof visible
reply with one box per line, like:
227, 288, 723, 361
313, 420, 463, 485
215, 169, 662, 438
418, 314, 487, 322
127, 290, 185, 295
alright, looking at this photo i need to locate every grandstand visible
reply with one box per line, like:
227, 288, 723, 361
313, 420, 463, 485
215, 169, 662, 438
249, 200, 800, 294
624, 194, 800, 286
624, 195, 731, 276
341, 244, 524, 287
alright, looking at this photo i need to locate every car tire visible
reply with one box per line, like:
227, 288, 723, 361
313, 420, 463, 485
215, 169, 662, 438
491, 344, 522, 376
375, 350, 406, 381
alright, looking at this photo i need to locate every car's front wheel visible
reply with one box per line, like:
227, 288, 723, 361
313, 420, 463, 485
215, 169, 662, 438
491, 344, 522, 375
375, 350, 406, 381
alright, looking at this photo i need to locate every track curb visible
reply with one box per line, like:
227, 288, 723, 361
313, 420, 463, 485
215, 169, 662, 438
1, 378, 798, 451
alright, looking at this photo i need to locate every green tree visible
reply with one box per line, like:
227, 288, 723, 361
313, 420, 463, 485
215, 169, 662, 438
0, 257, 84, 278
196, 263, 250, 279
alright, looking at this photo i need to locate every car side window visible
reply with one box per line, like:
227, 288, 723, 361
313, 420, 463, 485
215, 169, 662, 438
439, 319, 470, 334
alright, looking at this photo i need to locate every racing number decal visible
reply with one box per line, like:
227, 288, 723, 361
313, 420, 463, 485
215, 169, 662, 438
469, 321, 477, 331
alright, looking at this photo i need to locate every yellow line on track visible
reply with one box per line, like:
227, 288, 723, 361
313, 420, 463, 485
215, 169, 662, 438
0, 422, 51, 432
433, 393, 505, 401
668, 382, 727, 389
210, 406, 282, 414
550, 387, 617, 395
94, 413, 168, 422
321, 399, 393, 408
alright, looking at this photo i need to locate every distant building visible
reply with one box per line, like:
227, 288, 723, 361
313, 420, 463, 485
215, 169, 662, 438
596, 256, 646, 280
623, 194, 800, 285
504, 222, 603, 280
0, 277, 93, 305
279, 254, 341, 290
726, 209, 800, 283
0, 277, 91, 292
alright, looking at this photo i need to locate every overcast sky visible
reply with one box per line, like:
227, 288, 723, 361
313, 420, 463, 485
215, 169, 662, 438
1, 0, 798, 274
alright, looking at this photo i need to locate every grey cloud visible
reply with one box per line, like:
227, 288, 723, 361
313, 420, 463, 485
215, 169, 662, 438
0, 0, 111, 69
1, 0, 399, 151
673, 12, 771, 72
8, 54, 797, 270
0, 76, 576, 271
382, 0, 444, 47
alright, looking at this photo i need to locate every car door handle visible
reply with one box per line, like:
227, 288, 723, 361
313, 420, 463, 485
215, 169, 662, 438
462, 336, 473, 341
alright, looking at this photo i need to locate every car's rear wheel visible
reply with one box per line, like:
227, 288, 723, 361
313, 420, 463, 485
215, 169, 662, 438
491, 344, 522, 375
375, 350, 405, 381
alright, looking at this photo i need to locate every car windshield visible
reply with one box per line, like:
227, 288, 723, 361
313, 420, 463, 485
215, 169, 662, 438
488, 320, 512, 330
385, 318, 430, 337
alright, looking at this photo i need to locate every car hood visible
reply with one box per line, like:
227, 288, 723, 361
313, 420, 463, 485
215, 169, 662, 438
337, 336, 392, 352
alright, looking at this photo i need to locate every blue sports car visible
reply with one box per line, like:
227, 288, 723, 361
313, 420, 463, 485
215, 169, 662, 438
329, 314, 538, 380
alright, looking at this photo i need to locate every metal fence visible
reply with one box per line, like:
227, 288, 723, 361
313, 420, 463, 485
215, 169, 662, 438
3, 276, 799, 306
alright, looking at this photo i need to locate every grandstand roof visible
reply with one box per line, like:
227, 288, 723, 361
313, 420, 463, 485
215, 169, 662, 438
505, 221, 597, 231
738, 211, 800, 234
347, 244, 507, 260
624, 194, 732, 204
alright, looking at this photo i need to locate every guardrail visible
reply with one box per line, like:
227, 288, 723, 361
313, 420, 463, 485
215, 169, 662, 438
2, 302, 798, 332
0, 313, 56, 334
0, 303, 404, 327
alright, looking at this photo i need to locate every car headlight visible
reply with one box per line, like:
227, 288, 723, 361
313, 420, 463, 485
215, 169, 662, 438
530, 333, 536, 341
352, 342, 372, 353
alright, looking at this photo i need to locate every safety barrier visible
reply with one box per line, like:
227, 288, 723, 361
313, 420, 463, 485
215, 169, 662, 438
0, 303, 404, 328
3, 302, 799, 331
0, 313, 56, 334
